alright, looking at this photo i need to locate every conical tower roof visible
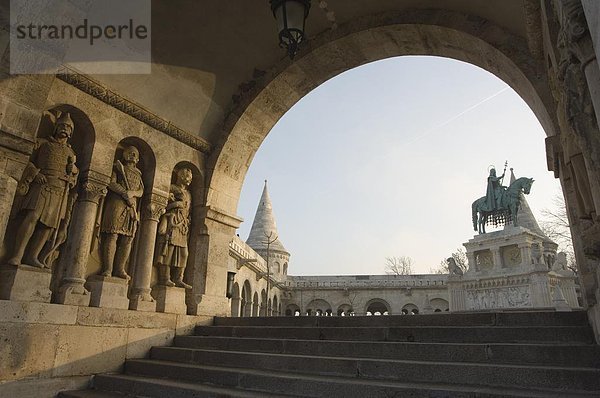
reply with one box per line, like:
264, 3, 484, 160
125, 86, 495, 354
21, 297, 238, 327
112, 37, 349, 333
505, 169, 549, 239
246, 181, 289, 254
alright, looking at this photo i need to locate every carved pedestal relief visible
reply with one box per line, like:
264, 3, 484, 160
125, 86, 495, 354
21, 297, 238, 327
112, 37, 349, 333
466, 286, 531, 310
475, 250, 493, 271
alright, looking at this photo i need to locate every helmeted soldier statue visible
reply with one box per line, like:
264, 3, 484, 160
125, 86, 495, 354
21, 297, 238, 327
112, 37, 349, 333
99, 145, 144, 280
154, 167, 193, 289
8, 112, 79, 268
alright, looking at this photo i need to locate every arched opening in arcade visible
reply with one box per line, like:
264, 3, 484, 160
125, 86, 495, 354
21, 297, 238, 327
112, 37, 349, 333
236, 54, 561, 278
213, 9, 594, 323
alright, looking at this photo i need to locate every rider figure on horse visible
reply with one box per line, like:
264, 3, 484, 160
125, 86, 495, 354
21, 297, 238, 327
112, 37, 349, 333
485, 167, 506, 212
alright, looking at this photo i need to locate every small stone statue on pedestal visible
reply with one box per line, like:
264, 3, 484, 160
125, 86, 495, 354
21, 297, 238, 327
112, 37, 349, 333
7, 112, 79, 268
99, 146, 144, 280
155, 167, 193, 289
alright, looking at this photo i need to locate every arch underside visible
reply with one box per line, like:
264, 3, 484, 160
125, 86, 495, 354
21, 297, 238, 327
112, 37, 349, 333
207, 10, 556, 216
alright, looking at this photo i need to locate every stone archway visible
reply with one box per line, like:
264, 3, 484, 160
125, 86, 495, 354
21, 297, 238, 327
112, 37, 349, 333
206, 10, 556, 218
365, 298, 391, 316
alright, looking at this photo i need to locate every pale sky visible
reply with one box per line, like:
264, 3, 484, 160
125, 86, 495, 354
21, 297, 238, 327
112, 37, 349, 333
236, 56, 562, 276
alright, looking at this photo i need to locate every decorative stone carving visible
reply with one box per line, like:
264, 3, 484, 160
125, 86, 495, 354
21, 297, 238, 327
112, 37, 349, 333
56, 67, 211, 154
80, 179, 108, 204
465, 286, 531, 310
142, 196, 167, 221
7, 111, 79, 269
154, 167, 193, 289
475, 250, 493, 270
99, 146, 144, 280
551, 0, 600, 220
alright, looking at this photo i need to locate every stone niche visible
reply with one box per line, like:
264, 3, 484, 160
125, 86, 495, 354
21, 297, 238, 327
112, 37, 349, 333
0, 106, 96, 303
474, 249, 494, 271
501, 244, 522, 268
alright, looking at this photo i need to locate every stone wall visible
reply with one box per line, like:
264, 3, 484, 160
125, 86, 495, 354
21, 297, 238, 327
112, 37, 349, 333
0, 300, 211, 398
283, 274, 450, 316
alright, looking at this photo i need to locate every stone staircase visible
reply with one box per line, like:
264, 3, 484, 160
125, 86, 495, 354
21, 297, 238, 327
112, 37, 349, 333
60, 311, 600, 397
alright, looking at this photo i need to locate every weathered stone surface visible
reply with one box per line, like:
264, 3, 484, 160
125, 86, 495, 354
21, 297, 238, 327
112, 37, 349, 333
0, 172, 17, 248
175, 314, 212, 336
126, 328, 174, 359
152, 286, 187, 314
52, 325, 128, 377
76, 307, 176, 329
0, 375, 90, 398
0, 264, 52, 302
0, 323, 60, 380
86, 276, 130, 310
0, 301, 77, 325
128, 294, 157, 312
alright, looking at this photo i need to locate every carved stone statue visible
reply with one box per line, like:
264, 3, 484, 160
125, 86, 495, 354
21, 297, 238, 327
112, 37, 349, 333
155, 167, 193, 289
99, 146, 144, 280
7, 112, 79, 268
531, 243, 543, 265
447, 257, 464, 276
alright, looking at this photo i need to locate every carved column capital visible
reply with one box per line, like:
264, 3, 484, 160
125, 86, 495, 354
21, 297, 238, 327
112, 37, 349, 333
142, 194, 168, 221
80, 179, 108, 204
78, 170, 110, 204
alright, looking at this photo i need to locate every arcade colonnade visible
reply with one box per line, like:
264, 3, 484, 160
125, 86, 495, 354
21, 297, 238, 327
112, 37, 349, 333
2, 1, 600, 396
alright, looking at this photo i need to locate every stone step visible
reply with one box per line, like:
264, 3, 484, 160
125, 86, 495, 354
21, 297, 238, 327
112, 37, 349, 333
116, 359, 600, 398
92, 373, 298, 397
213, 311, 589, 328
147, 347, 600, 392
195, 325, 595, 344
173, 335, 600, 367
58, 391, 129, 398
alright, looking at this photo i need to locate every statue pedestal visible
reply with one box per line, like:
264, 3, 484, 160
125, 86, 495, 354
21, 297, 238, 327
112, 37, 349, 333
152, 286, 187, 314
86, 275, 130, 310
0, 264, 52, 303
129, 289, 157, 312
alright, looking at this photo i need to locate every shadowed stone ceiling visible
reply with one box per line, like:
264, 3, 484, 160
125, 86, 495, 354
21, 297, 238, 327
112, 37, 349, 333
85, 0, 532, 145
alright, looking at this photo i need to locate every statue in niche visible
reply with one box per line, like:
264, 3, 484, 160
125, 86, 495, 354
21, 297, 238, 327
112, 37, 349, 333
99, 146, 144, 280
155, 167, 193, 289
7, 112, 79, 268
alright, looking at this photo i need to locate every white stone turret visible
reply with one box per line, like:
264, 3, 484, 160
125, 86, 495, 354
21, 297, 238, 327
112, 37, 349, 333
246, 181, 291, 276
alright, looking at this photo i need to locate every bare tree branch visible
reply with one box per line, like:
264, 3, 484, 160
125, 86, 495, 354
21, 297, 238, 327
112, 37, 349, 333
385, 256, 413, 275
431, 247, 469, 274
539, 193, 577, 274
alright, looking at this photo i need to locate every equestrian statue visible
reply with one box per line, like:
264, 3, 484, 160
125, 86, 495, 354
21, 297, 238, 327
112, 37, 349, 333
472, 162, 534, 234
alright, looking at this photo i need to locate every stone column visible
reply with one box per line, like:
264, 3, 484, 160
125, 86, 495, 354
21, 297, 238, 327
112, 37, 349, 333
491, 248, 503, 270
129, 193, 167, 311
0, 172, 18, 248
466, 252, 477, 273
530, 272, 552, 308
186, 206, 242, 316
519, 244, 532, 267
447, 275, 465, 312
56, 173, 108, 305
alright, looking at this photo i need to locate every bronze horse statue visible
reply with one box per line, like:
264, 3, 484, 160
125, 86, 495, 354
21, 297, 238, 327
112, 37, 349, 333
472, 177, 534, 234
